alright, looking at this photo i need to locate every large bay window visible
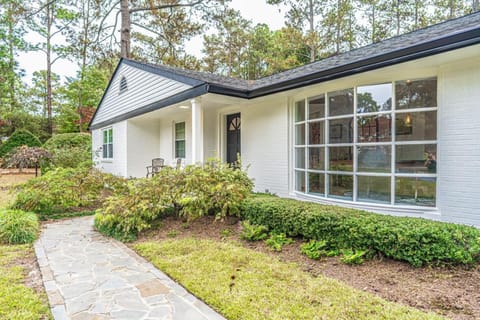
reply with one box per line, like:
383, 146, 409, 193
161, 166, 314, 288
294, 77, 437, 207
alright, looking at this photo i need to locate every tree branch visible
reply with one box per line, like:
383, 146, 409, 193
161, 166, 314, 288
129, 0, 204, 14
94, 0, 121, 44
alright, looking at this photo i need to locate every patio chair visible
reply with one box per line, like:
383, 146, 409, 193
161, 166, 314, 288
175, 158, 183, 169
146, 158, 165, 177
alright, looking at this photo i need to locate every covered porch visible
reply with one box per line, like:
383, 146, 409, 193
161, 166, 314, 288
123, 94, 245, 177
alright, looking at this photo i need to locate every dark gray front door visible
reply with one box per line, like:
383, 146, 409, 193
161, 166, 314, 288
226, 113, 241, 164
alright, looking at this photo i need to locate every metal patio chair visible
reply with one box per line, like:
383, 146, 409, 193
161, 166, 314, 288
146, 158, 165, 177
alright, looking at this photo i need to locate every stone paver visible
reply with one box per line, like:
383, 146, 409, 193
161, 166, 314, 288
34, 216, 226, 320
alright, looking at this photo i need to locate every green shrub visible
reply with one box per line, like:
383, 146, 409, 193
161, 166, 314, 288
0, 210, 39, 244
11, 167, 125, 215
0, 130, 42, 159
95, 160, 253, 241
240, 220, 269, 241
301, 240, 328, 260
42, 133, 92, 171
265, 233, 294, 252
241, 194, 480, 267
340, 249, 368, 265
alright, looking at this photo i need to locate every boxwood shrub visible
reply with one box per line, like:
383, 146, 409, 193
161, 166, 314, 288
240, 194, 480, 267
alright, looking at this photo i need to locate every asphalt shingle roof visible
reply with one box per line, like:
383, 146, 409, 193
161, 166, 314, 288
126, 11, 480, 94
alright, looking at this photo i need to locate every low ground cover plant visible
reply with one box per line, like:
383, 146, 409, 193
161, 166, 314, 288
0, 209, 39, 244
241, 194, 480, 267
265, 233, 294, 252
11, 167, 125, 216
95, 160, 253, 241
135, 238, 443, 320
0, 245, 51, 319
240, 220, 269, 241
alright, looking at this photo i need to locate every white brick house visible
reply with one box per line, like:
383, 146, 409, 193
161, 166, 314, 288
89, 13, 480, 227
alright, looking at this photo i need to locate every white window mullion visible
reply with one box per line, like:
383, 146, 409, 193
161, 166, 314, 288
391, 83, 397, 206
353, 87, 358, 202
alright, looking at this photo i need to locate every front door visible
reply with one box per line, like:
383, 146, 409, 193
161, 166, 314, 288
226, 113, 241, 164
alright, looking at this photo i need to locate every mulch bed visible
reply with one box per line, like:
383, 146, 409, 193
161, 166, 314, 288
138, 216, 480, 320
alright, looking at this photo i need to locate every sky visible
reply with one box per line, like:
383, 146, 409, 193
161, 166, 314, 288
17, 0, 287, 83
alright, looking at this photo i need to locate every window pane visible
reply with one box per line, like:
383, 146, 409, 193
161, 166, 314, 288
295, 148, 305, 169
309, 121, 324, 144
396, 144, 437, 174
329, 146, 353, 171
108, 129, 113, 143
395, 177, 436, 207
175, 140, 185, 158
358, 145, 391, 173
295, 100, 305, 122
103, 145, 107, 158
328, 174, 353, 200
309, 147, 325, 170
308, 173, 325, 195
108, 144, 113, 158
357, 115, 392, 142
329, 118, 353, 144
328, 88, 354, 117
395, 111, 436, 141
103, 131, 107, 144
175, 122, 185, 140
357, 176, 391, 204
295, 171, 306, 192
395, 78, 437, 110
295, 124, 305, 145
308, 95, 325, 119
357, 83, 392, 113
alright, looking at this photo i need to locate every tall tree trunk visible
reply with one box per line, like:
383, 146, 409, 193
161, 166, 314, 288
308, 0, 315, 62
78, 0, 90, 133
120, 0, 131, 58
7, 2, 16, 111
46, 2, 53, 135
396, 0, 401, 36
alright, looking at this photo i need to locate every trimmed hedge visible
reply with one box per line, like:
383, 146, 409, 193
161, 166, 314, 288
240, 194, 480, 267
0, 130, 42, 158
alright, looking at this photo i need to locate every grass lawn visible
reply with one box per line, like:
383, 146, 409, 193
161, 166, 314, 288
0, 173, 52, 319
0, 244, 51, 320
135, 238, 444, 320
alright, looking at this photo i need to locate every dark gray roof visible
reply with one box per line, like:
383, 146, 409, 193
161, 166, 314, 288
125, 11, 480, 97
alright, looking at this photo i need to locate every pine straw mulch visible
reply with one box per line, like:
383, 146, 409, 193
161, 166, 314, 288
137, 215, 480, 320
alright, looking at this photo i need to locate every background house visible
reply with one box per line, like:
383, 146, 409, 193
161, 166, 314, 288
89, 12, 480, 226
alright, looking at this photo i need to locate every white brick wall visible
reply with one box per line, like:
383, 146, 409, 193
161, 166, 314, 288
92, 121, 128, 177
437, 56, 480, 226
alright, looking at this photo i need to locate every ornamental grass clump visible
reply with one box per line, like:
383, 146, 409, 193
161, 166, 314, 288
95, 159, 253, 241
0, 209, 39, 244
241, 194, 480, 267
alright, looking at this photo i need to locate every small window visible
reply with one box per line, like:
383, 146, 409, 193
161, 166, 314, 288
102, 128, 113, 159
175, 122, 186, 158
119, 76, 128, 93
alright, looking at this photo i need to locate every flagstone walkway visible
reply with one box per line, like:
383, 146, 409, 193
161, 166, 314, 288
34, 216, 225, 320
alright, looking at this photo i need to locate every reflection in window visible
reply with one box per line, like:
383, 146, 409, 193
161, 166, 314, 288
357, 83, 392, 113
396, 144, 436, 174
309, 147, 325, 170
329, 146, 353, 172
395, 177, 436, 207
328, 89, 354, 117
357, 115, 391, 142
295, 100, 305, 122
328, 174, 353, 200
175, 122, 186, 158
357, 146, 391, 173
357, 176, 391, 204
308, 173, 325, 195
395, 111, 436, 141
395, 78, 437, 110
295, 148, 305, 169
329, 118, 353, 144
295, 171, 306, 192
309, 121, 324, 144
309, 96, 325, 119
293, 78, 437, 208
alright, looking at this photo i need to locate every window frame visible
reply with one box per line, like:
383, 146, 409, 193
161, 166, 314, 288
293, 77, 437, 208
102, 127, 113, 160
174, 121, 186, 159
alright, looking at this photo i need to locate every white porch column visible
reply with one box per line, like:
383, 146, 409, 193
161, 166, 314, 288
191, 98, 203, 163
